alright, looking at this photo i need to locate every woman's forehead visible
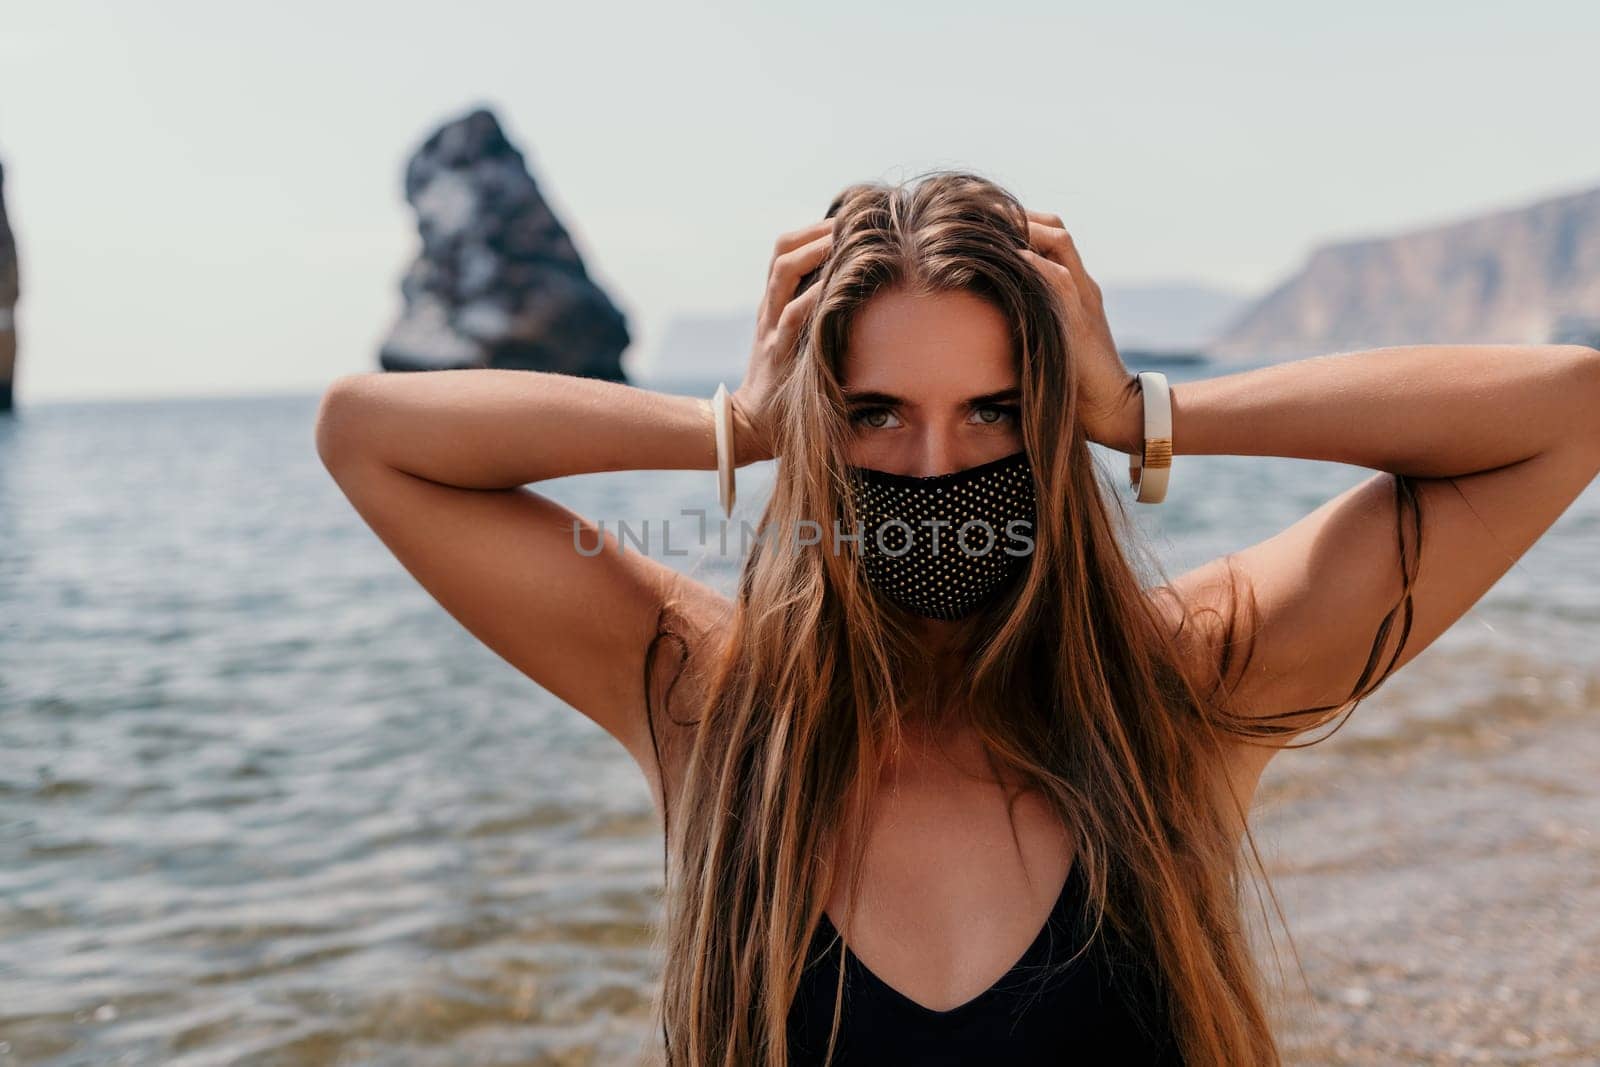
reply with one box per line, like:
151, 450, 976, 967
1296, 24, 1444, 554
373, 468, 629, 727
841, 289, 1015, 395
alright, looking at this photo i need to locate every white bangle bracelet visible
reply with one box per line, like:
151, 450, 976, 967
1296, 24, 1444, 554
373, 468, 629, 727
711, 382, 737, 518
1128, 371, 1172, 504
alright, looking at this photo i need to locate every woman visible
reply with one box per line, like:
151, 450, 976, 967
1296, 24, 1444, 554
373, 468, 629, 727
313, 171, 1600, 1066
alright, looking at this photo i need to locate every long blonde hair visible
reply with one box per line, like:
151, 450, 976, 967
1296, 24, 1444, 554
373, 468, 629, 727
638, 170, 1423, 1066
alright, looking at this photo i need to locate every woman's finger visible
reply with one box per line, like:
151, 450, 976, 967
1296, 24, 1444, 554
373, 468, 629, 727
760, 229, 833, 333
1025, 218, 1085, 272
1005, 207, 1091, 289
1021, 246, 1080, 299
775, 271, 825, 338
1025, 219, 1101, 303
769, 218, 836, 271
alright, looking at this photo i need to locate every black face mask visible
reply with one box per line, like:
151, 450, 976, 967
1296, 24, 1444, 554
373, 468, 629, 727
843, 450, 1037, 621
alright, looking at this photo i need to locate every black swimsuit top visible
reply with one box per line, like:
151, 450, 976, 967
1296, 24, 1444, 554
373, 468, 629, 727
785, 861, 1185, 1065
639, 672, 1181, 1063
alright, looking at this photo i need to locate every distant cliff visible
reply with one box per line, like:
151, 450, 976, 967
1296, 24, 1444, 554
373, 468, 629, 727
1, 158, 18, 412
379, 107, 630, 380
1207, 182, 1600, 362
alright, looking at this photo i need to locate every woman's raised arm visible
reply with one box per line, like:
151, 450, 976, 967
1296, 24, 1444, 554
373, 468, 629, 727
314, 367, 762, 488
1149, 343, 1600, 794
311, 370, 747, 810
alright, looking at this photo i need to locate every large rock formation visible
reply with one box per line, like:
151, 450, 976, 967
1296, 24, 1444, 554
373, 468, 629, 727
1207, 183, 1600, 362
1, 158, 18, 412
379, 108, 629, 380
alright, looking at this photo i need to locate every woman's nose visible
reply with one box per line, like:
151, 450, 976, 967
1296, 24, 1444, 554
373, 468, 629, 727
909, 436, 961, 478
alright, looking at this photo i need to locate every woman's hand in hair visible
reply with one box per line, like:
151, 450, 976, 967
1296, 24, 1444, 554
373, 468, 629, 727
1019, 212, 1143, 455
731, 218, 836, 465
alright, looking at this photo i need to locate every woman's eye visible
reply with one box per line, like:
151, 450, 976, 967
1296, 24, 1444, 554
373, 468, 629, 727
972, 403, 1021, 426
851, 406, 901, 430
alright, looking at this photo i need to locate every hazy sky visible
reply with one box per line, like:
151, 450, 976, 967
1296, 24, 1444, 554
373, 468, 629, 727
4, 0, 1598, 401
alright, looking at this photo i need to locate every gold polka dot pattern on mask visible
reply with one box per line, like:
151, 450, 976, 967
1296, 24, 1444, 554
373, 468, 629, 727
844, 450, 1037, 621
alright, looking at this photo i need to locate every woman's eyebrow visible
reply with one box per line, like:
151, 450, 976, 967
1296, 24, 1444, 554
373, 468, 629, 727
842, 386, 1021, 406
